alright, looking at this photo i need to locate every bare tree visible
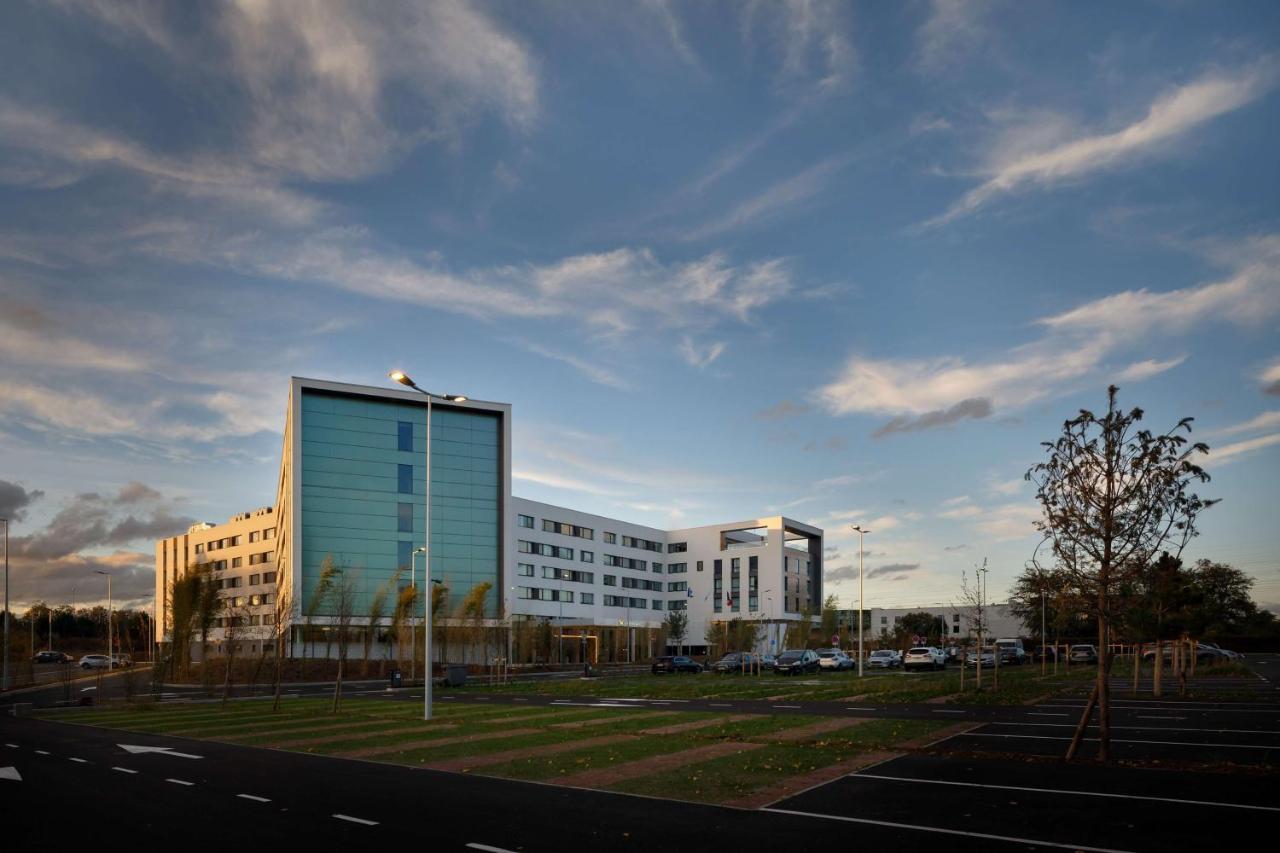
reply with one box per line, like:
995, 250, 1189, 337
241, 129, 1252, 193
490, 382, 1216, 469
301, 556, 339, 679
955, 568, 988, 690
270, 573, 292, 712
1027, 385, 1214, 762
364, 570, 397, 678
195, 567, 224, 694
220, 599, 251, 707
329, 568, 359, 713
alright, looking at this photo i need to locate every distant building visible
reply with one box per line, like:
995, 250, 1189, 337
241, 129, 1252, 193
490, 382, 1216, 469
836, 605, 1025, 646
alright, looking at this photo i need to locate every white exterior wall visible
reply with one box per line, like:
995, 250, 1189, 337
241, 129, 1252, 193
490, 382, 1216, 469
858, 604, 1025, 644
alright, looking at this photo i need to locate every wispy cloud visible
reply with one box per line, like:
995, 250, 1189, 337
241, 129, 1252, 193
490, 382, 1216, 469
519, 341, 630, 390
1114, 355, 1187, 382
1209, 433, 1280, 463
755, 400, 811, 421
678, 337, 726, 369
684, 154, 852, 240
1259, 358, 1280, 395
1217, 411, 1280, 436
925, 63, 1276, 227
914, 0, 996, 76
873, 398, 993, 438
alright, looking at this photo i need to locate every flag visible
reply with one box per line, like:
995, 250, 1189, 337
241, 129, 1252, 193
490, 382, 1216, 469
686, 588, 693, 598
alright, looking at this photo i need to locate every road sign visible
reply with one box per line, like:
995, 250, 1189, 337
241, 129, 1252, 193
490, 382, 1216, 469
831, 634, 840, 646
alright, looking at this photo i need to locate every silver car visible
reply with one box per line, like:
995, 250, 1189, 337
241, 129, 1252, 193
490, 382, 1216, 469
867, 650, 900, 669
904, 646, 945, 671
79, 654, 113, 670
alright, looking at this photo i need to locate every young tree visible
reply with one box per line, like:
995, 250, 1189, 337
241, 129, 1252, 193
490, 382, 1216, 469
195, 568, 224, 692
461, 582, 493, 667
301, 556, 339, 679
363, 570, 397, 677
329, 568, 359, 713
663, 610, 689, 656
269, 573, 292, 712
955, 569, 989, 689
1027, 386, 1214, 762
819, 594, 840, 644
167, 569, 202, 679
220, 599, 251, 707
430, 582, 449, 675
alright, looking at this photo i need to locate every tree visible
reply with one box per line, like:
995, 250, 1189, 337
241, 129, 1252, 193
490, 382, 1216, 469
819, 595, 840, 644
195, 566, 223, 691
167, 569, 202, 678
1185, 559, 1257, 636
363, 570, 396, 677
663, 610, 688, 656
460, 582, 493, 666
269, 571, 292, 712
329, 568, 358, 713
220, 599, 251, 707
898, 611, 939, 643
955, 569, 989, 689
1027, 385, 1215, 762
301, 556, 339, 679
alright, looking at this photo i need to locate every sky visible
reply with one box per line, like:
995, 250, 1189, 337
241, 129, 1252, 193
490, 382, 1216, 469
0, 1, 1277, 616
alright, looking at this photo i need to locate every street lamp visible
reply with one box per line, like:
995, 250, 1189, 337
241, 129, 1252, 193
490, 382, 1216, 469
2, 516, 9, 692
95, 569, 112, 667
851, 525, 870, 678
388, 370, 468, 722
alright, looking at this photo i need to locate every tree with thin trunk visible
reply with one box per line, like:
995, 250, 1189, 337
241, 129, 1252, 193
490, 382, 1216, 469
195, 567, 223, 693
270, 574, 291, 712
663, 610, 688, 656
460, 582, 493, 667
167, 570, 202, 680
955, 569, 988, 690
364, 570, 397, 677
220, 600, 250, 707
1027, 385, 1214, 763
329, 568, 358, 713
429, 582, 448, 677
301, 556, 338, 679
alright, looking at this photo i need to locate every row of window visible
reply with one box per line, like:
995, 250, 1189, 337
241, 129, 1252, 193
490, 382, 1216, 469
667, 563, 688, 574
603, 595, 659, 609
602, 554, 647, 571
194, 527, 275, 554
219, 612, 276, 628
620, 534, 662, 552
520, 514, 672, 554
621, 577, 662, 592
517, 540, 574, 560
248, 551, 273, 565
516, 587, 594, 605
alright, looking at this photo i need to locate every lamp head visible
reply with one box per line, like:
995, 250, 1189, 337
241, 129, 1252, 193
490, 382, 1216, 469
388, 370, 414, 387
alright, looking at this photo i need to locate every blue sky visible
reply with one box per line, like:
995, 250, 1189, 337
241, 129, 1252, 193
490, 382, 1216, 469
0, 0, 1277, 613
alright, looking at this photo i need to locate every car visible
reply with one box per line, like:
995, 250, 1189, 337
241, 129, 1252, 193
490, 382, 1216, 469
1200, 642, 1242, 660
904, 646, 946, 671
760, 654, 777, 670
772, 649, 820, 675
1034, 645, 1059, 662
994, 639, 1028, 665
867, 649, 900, 669
1069, 644, 1098, 664
817, 649, 854, 671
32, 650, 73, 664
652, 655, 703, 674
711, 652, 760, 674
79, 654, 112, 670
965, 648, 996, 668
1141, 643, 1229, 664
112, 654, 134, 668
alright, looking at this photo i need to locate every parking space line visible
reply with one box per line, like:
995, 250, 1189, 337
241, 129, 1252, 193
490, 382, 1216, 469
166, 778, 195, 786
466, 844, 519, 853
69, 757, 88, 763
845, 707, 876, 711
709, 703, 733, 707
112, 767, 137, 774
981, 721, 1280, 735
4, 744, 18, 749
773, 705, 801, 709
848, 773, 1280, 813
1029, 712, 1068, 717
333, 813, 379, 826
931, 710, 965, 714
34, 750, 50, 755
957, 732, 1277, 749
237, 794, 271, 802
763, 807, 1134, 852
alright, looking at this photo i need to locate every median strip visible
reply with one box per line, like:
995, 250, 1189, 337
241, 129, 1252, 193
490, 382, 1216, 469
337, 727, 542, 760
551, 741, 766, 789
425, 734, 638, 773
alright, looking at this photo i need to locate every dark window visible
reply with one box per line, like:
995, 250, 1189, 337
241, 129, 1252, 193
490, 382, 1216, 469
398, 540, 413, 571
398, 421, 413, 451
398, 463, 413, 494
398, 502, 413, 533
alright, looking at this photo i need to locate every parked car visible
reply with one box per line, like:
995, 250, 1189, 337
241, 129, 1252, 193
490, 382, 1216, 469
867, 649, 900, 669
1142, 643, 1231, 664
1034, 645, 1059, 662
652, 655, 702, 674
112, 654, 134, 668
1200, 642, 1242, 660
994, 639, 1028, 665
817, 649, 854, 671
33, 650, 73, 664
760, 654, 777, 670
773, 649, 820, 675
79, 654, 113, 670
965, 648, 996, 668
711, 652, 760, 674
1069, 645, 1098, 664
904, 646, 946, 671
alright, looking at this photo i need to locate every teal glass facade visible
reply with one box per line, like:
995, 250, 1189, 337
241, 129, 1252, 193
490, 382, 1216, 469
299, 389, 502, 618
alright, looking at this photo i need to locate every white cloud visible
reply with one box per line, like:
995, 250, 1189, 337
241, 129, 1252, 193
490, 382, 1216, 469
512, 468, 622, 497
1114, 355, 1187, 382
520, 342, 630, 390
1218, 411, 1280, 436
817, 236, 1280, 426
0, 302, 148, 373
915, 0, 995, 75
743, 0, 856, 95
927, 63, 1275, 226
974, 503, 1041, 541
939, 505, 982, 519
678, 338, 726, 369
941, 495, 971, 507
684, 154, 853, 240
1209, 433, 1280, 463
1260, 358, 1280, 395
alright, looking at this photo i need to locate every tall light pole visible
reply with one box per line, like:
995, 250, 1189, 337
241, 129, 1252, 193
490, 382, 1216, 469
95, 570, 112, 665
389, 370, 468, 721
2, 517, 9, 691
557, 568, 564, 666
411, 546, 426, 685
851, 525, 870, 678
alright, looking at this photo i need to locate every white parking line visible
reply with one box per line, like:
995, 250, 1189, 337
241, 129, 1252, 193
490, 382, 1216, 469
237, 794, 271, 803
34, 750, 50, 755
4, 744, 18, 749
763, 807, 1133, 853
69, 758, 88, 763
931, 710, 965, 714
1136, 715, 1187, 720
466, 844, 519, 853
333, 813, 379, 826
845, 707, 877, 711
709, 703, 733, 707
166, 778, 195, 786
112, 767, 138, 774
982, 721, 1279, 735
773, 705, 801, 709
849, 773, 1280, 812
957, 732, 1277, 749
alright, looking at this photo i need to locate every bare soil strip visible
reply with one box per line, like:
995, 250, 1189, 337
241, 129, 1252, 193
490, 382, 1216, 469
551, 742, 766, 789
638, 714, 757, 735
337, 727, 541, 759
270, 723, 454, 750
424, 734, 638, 772
550, 711, 669, 729
758, 717, 870, 743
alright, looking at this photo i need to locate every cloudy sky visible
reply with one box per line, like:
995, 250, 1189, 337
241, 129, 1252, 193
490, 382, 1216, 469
1, 1, 1277, 614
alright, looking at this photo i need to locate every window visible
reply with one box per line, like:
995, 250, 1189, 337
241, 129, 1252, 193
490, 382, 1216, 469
652, 600, 663, 610
667, 581, 687, 592
953, 614, 960, 623
398, 502, 413, 533
603, 575, 616, 586
580, 551, 594, 563
953, 625, 960, 634
249, 574, 261, 586
543, 520, 593, 540
398, 464, 413, 494
225, 577, 242, 589
696, 560, 703, 572
231, 557, 242, 568
398, 420, 413, 452
263, 527, 275, 540
263, 571, 277, 584
652, 563, 663, 573
622, 577, 662, 592
398, 540, 412, 571
517, 540, 574, 560
195, 543, 204, 554
249, 594, 262, 606
248, 551, 273, 565
881, 616, 887, 625
518, 514, 534, 529
668, 600, 687, 610
603, 532, 616, 544
517, 562, 534, 577
667, 563, 687, 574
603, 554, 646, 570
667, 542, 687, 553
229, 536, 241, 547
580, 593, 594, 605
263, 613, 275, 625
622, 535, 662, 552
546, 567, 593, 584
249, 531, 258, 543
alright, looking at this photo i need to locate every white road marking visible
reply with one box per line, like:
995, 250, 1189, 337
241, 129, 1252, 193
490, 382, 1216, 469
111, 766, 138, 774
845, 707, 876, 711
467, 843, 519, 852
333, 813, 379, 826
957, 732, 1277, 749
848, 773, 1280, 813
69, 757, 88, 763
763, 807, 1133, 853
513, 698, 529, 702
709, 703, 733, 707
773, 705, 801, 709
118, 744, 203, 759
1136, 715, 1187, 720
0, 766, 21, 782
35, 750, 50, 755
983, 722, 1279, 735
4, 744, 18, 749
931, 710, 965, 714
166, 778, 195, 786
1029, 713, 1068, 717
237, 794, 271, 802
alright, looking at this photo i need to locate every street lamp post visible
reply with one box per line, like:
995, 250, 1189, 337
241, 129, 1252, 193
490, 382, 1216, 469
389, 370, 468, 722
95, 570, 112, 666
851, 525, 870, 678
411, 547, 427, 685
2, 516, 9, 692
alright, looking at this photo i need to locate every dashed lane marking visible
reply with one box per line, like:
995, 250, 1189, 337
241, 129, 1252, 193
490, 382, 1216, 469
69, 758, 87, 763
467, 843, 519, 852
166, 778, 195, 786
333, 813, 379, 826
237, 794, 271, 803
112, 767, 138, 774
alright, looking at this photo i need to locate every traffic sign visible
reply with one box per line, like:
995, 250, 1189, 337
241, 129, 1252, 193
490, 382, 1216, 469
831, 634, 840, 646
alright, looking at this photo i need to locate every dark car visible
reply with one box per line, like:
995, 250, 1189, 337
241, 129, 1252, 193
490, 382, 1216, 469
652, 655, 703, 674
33, 650, 73, 664
772, 649, 820, 675
712, 652, 760, 674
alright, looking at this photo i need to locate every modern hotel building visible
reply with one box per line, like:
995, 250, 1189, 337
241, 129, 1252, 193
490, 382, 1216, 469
156, 377, 823, 661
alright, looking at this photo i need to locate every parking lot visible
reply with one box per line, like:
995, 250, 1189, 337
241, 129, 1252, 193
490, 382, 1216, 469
766, 661, 1280, 852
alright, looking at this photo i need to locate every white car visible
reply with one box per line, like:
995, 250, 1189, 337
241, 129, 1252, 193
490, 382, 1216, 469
903, 646, 946, 671
79, 654, 113, 670
817, 649, 854, 670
